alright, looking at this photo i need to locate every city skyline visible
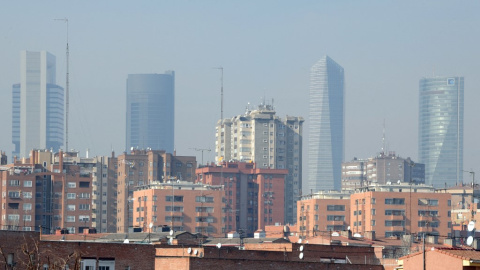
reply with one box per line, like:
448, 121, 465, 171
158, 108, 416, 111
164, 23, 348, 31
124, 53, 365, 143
419, 76, 464, 188
0, 1, 479, 180
307, 56, 344, 191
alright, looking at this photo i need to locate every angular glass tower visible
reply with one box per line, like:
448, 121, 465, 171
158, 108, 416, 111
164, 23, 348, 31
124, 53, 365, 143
126, 72, 175, 153
12, 51, 64, 159
307, 56, 344, 191
419, 76, 464, 187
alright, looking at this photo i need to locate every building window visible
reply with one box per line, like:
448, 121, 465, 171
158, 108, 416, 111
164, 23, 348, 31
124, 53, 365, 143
9, 180, 20, 186
67, 193, 76, 199
67, 182, 76, 188
67, 205, 76, 211
24, 181, 33, 187
326, 205, 345, 211
23, 203, 32, 211
166, 196, 184, 202
385, 198, 405, 205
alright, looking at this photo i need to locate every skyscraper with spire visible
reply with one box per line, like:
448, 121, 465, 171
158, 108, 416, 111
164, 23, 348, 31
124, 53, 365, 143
307, 56, 345, 192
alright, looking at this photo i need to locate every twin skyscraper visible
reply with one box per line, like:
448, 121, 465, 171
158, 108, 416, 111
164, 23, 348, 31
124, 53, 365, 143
306, 55, 464, 191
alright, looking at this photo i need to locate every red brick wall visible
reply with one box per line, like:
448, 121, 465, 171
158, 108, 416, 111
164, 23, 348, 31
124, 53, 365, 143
40, 241, 156, 269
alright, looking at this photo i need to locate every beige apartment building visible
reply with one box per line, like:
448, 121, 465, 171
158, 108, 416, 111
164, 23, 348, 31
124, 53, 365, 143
132, 181, 225, 237
297, 191, 351, 238
215, 103, 303, 224
298, 183, 452, 241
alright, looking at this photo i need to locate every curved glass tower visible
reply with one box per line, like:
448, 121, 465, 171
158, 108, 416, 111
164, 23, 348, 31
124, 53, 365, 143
126, 72, 175, 153
307, 56, 344, 191
419, 76, 463, 187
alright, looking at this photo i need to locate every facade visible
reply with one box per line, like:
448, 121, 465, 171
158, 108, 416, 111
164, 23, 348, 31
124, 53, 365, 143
341, 152, 425, 190
215, 103, 303, 224
0, 150, 94, 234
350, 185, 452, 239
132, 181, 225, 237
55, 152, 117, 233
116, 149, 196, 233
126, 72, 175, 153
307, 55, 344, 192
297, 191, 351, 238
297, 184, 453, 240
196, 161, 287, 235
419, 76, 464, 187
12, 51, 64, 159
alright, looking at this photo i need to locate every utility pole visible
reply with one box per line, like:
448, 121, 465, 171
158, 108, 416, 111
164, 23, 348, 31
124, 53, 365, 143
189, 148, 211, 165
54, 18, 70, 153
464, 170, 476, 218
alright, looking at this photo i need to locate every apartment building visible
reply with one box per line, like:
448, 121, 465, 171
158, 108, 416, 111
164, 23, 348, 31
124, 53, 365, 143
341, 152, 425, 190
297, 191, 351, 238
0, 150, 95, 234
116, 149, 196, 232
196, 161, 286, 236
132, 181, 224, 237
298, 183, 452, 241
215, 103, 303, 224
350, 184, 451, 239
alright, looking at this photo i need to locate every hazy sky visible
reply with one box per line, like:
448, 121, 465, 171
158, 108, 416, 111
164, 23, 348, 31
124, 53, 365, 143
1, 1, 479, 184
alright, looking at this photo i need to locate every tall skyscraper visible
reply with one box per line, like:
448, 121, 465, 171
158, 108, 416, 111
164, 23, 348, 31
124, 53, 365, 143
307, 56, 345, 192
215, 103, 303, 225
419, 76, 464, 187
12, 51, 64, 159
126, 72, 175, 153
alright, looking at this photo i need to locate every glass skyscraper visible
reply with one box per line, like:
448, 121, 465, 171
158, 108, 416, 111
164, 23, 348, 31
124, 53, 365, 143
126, 72, 175, 153
419, 76, 464, 187
12, 51, 64, 159
307, 56, 344, 191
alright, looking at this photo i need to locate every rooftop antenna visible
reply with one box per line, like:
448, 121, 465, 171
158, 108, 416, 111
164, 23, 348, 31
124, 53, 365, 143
214, 67, 224, 120
381, 119, 386, 155
54, 18, 69, 153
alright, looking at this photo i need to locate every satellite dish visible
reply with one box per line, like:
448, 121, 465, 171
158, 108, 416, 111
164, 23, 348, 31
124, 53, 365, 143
467, 236, 474, 246
331, 232, 340, 237
123, 239, 129, 244
298, 239, 302, 244
194, 249, 198, 255
468, 221, 476, 231
347, 226, 351, 231
187, 247, 192, 254
299, 252, 304, 260
216, 243, 222, 249
299, 245, 304, 252
149, 222, 153, 229
170, 230, 174, 236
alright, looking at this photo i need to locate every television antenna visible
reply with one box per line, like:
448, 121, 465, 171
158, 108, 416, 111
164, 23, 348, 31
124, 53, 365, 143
54, 18, 70, 153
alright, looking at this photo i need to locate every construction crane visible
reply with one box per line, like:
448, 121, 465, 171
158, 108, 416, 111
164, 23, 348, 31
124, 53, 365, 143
189, 148, 211, 165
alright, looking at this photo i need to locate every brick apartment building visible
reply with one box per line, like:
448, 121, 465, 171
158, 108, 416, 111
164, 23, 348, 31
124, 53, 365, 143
350, 185, 451, 239
297, 191, 350, 237
0, 150, 95, 234
196, 161, 287, 236
298, 183, 452, 240
132, 181, 225, 237
116, 149, 196, 233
